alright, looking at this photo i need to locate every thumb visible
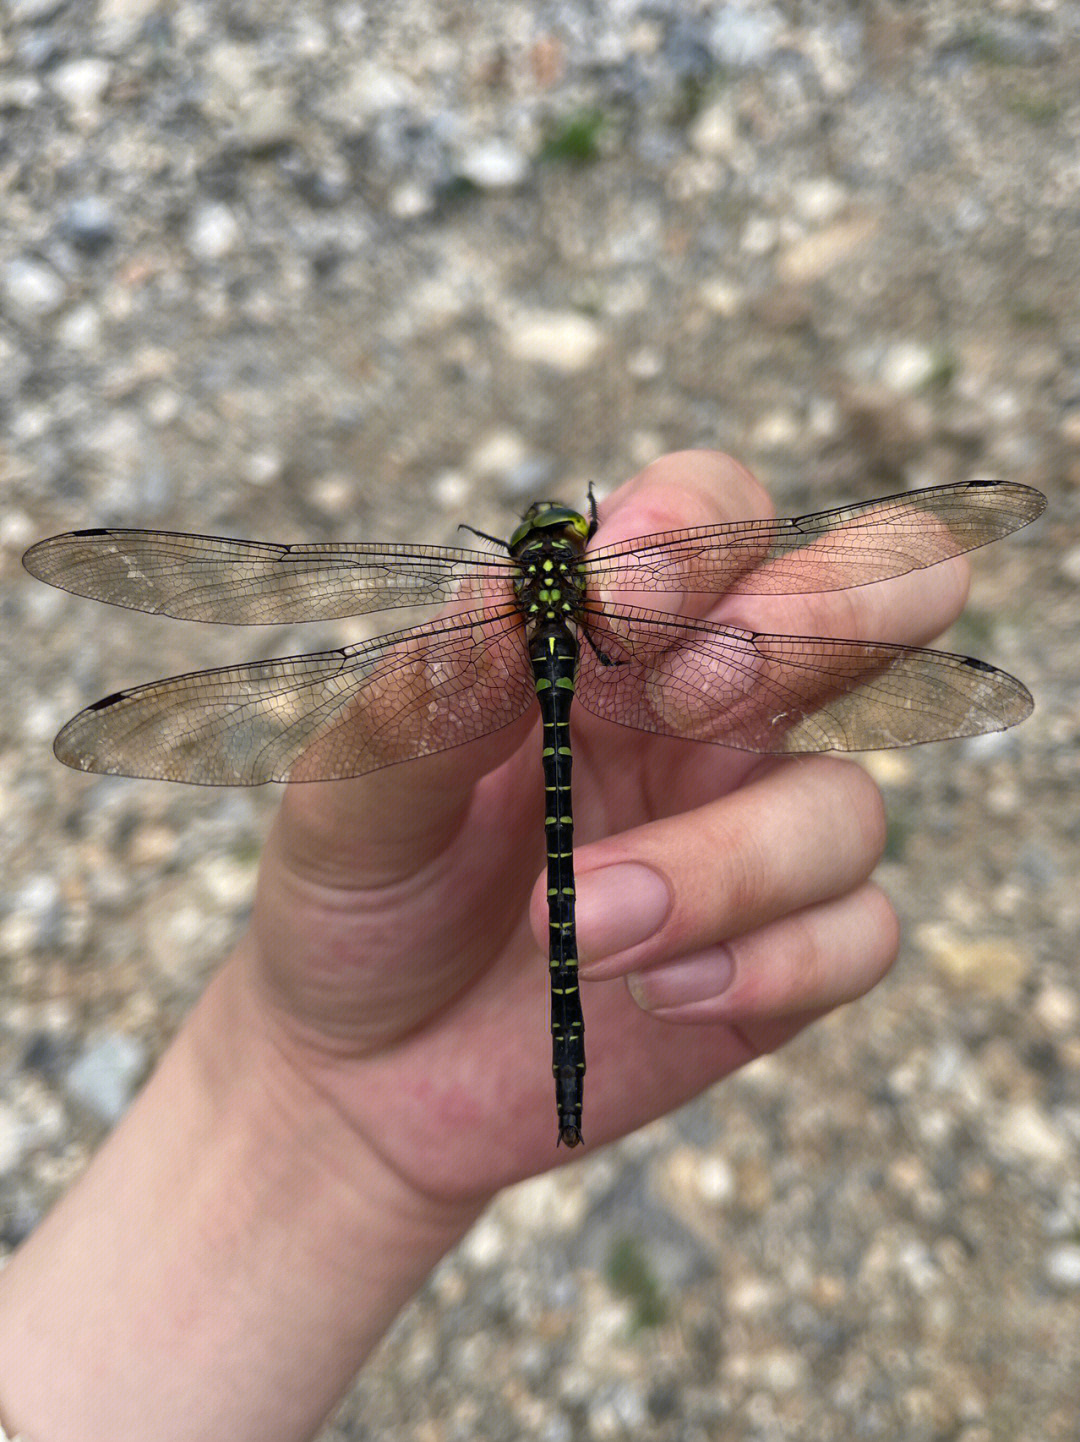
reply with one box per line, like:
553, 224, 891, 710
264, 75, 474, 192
272, 714, 536, 890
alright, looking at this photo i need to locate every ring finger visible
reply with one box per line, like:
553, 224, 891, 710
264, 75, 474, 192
623, 880, 899, 1025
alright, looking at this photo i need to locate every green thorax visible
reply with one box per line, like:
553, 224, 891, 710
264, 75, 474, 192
509, 502, 591, 628
508, 501, 590, 553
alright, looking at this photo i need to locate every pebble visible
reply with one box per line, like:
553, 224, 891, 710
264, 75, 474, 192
688, 98, 738, 157
995, 1104, 1070, 1168
777, 212, 881, 284
740, 215, 779, 255
586, 1383, 648, 1434
456, 139, 529, 190
627, 345, 662, 380
505, 310, 604, 373
187, 202, 241, 260
924, 935, 1028, 997
0, 1100, 25, 1175
1, 872, 64, 952
707, 6, 783, 68
96, 0, 165, 48
1045, 1245, 1080, 1289
229, 90, 298, 153
7, 0, 64, 18
62, 195, 117, 253
3, 257, 66, 318
47, 57, 112, 114
751, 407, 800, 450
469, 428, 529, 478
429, 468, 469, 509
791, 175, 848, 225
699, 276, 742, 315
1059, 409, 1080, 447
243, 447, 285, 487
0, 75, 43, 110
879, 339, 939, 394
144, 385, 181, 426
64, 1032, 148, 1124
1032, 984, 1079, 1034
388, 181, 435, 219
1060, 543, 1080, 584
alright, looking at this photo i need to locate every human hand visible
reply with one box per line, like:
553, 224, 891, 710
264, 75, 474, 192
235, 450, 970, 1208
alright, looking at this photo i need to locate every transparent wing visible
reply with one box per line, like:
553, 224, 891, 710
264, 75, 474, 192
22, 529, 518, 623
584, 480, 1046, 596
52, 607, 533, 784
575, 603, 1033, 753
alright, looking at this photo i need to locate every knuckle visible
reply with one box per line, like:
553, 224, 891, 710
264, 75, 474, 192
713, 814, 771, 924
806, 755, 888, 858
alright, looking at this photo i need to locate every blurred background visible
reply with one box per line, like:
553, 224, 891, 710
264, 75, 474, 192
2, 1, 1077, 1437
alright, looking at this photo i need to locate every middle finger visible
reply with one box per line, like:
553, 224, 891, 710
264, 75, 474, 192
570, 754, 886, 978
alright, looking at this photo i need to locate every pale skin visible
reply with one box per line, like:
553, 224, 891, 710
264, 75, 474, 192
0, 451, 974, 1442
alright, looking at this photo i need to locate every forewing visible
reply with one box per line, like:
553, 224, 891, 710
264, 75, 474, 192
574, 604, 1032, 753
52, 607, 534, 783
22, 529, 517, 622
584, 481, 1046, 597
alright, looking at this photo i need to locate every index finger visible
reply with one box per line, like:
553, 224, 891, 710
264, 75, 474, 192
714, 479, 1044, 649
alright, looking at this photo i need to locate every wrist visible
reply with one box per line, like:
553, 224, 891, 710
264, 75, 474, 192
0, 946, 482, 1442
191, 937, 486, 1250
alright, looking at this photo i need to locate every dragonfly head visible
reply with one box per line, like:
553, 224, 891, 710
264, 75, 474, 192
509, 501, 590, 554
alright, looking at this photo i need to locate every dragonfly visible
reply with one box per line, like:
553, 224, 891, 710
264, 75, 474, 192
23, 478, 1045, 1146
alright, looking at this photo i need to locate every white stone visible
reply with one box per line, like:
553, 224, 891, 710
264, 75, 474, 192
469, 429, 528, 477
243, 448, 284, 486
996, 1103, 1069, 1167
751, 407, 799, 449
97, 0, 163, 47
324, 63, 414, 125
1032, 985, 1078, 1034
880, 340, 938, 394
506, 309, 604, 372
432, 469, 469, 508
699, 276, 742, 316
709, 6, 783, 66
145, 385, 181, 425
0, 508, 33, 548
0, 75, 43, 109
308, 473, 352, 514
791, 175, 848, 225
689, 99, 737, 157
459, 1214, 505, 1266
627, 345, 662, 379
457, 139, 529, 190
56, 303, 102, 351
1060, 543, 1080, 584
48, 57, 112, 112
187, 202, 240, 260
0, 1101, 26, 1174
1059, 408, 1080, 446
3, 257, 66, 318
388, 182, 434, 219
740, 215, 778, 256
1046, 1245, 1080, 1288
696, 1154, 736, 1204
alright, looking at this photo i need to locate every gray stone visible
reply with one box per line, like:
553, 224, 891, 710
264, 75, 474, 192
65, 1032, 149, 1124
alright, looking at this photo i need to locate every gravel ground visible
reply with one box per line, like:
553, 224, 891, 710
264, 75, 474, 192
2, 2, 1079, 1438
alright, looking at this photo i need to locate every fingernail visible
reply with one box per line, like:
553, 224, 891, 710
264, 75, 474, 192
575, 864, 672, 961
627, 946, 736, 1012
